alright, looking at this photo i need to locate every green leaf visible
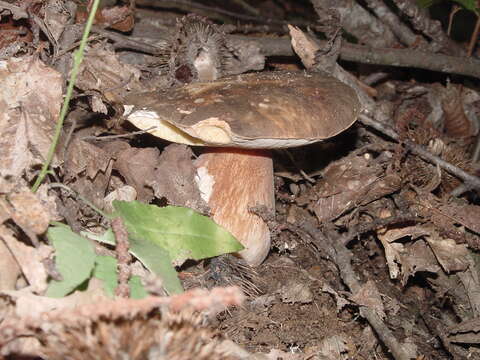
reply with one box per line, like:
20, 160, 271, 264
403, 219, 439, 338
92, 255, 117, 297
85, 228, 183, 295
46, 225, 96, 297
129, 276, 148, 299
93, 255, 147, 299
113, 201, 244, 263
85, 201, 243, 295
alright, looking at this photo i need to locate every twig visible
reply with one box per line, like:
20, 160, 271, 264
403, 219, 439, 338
340, 214, 421, 245
230, 35, 480, 79
111, 217, 132, 298
81, 126, 157, 141
467, 14, 480, 56
391, 0, 464, 55
358, 114, 480, 191
363, 0, 428, 48
298, 220, 412, 360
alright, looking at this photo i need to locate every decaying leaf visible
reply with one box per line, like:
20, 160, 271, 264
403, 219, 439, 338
113, 145, 159, 202
377, 223, 433, 281
279, 280, 313, 304
0, 287, 245, 359
350, 280, 386, 320
438, 203, 480, 235
76, 44, 143, 104
313, 153, 401, 223
0, 56, 62, 179
0, 226, 51, 294
151, 144, 208, 213
449, 317, 480, 344
0, 235, 20, 291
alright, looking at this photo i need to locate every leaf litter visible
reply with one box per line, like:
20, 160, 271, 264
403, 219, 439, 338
0, 1, 480, 359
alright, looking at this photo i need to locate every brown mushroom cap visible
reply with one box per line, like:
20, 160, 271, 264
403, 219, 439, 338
125, 71, 360, 148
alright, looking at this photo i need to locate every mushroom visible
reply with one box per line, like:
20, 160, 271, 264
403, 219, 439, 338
124, 71, 361, 265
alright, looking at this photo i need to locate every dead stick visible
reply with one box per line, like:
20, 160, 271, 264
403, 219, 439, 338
111, 217, 132, 298
299, 220, 412, 360
358, 114, 480, 191
230, 36, 480, 79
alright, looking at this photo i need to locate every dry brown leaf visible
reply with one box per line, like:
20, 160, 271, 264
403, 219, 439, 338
438, 203, 480, 235
448, 317, 480, 344
350, 280, 386, 320
8, 190, 50, 235
43, 1, 72, 42
279, 280, 313, 304
322, 284, 352, 313
103, 185, 137, 213
153, 144, 208, 212
0, 237, 20, 291
76, 44, 143, 104
377, 224, 437, 282
114, 146, 159, 202
288, 25, 320, 69
0, 225, 51, 294
314, 154, 401, 223
64, 138, 115, 211
0, 56, 62, 179
426, 234, 470, 273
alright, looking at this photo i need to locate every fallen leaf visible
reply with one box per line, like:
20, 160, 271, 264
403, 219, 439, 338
0, 56, 62, 179
0, 225, 50, 294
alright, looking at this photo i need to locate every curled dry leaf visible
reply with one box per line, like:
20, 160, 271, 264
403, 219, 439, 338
377, 211, 440, 283
0, 56, 62, 179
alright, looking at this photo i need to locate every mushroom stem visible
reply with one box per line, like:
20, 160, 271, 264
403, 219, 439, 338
195, 148, 274, 266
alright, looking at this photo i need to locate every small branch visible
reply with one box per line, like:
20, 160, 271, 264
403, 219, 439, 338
298, 220, 412, 360
230, 36, 480, 79
467, 15, 480, 57
358, 114, 480, 191
391, 0, 464, 55
340, 214, 422, 245
362, 0, 427, 48
112, 217, 132, 298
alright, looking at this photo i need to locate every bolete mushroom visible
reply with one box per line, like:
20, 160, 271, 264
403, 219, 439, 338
124, 71, 360, 265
